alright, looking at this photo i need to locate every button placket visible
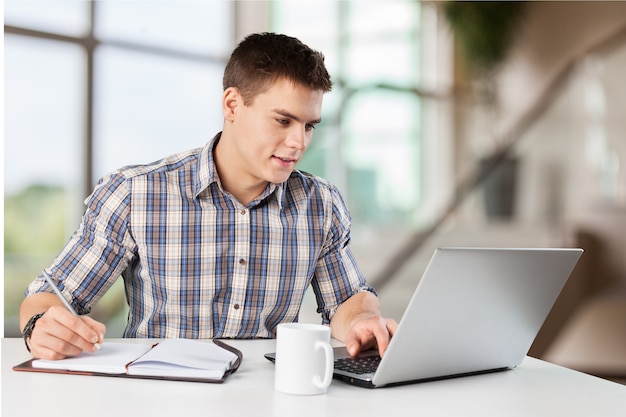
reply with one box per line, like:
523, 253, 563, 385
223, 206, 249, 335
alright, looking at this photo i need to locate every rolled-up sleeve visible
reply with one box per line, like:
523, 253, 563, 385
311, 185, 376, 324
26, 172, 137, 314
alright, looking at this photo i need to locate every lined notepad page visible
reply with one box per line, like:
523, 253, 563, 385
33, 343, 152, 374
127, 339, 238, 378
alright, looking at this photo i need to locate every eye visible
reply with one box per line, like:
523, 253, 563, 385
276, 118, 289, 126
305, 124, 316, 132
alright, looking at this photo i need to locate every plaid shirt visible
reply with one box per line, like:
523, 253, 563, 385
27, 133, 371, 339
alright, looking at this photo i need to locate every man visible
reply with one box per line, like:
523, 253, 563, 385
19, 32, 397, 360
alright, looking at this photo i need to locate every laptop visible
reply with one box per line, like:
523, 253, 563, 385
266, 247, 583, 388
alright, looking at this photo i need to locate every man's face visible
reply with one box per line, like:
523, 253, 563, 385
224, 78, 324, 188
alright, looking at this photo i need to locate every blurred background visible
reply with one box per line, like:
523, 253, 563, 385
4, 1, 626, 383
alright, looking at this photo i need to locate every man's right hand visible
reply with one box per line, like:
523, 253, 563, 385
20, 293, 106, 360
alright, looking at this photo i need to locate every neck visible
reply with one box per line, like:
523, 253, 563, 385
213, 135, 268, 205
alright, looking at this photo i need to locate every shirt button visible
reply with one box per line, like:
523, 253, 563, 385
233, 304, 240, 310
239, 258, 246, 265
239, 209, 246, 215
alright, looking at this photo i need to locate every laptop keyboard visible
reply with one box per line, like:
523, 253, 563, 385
334, 355, 381, 375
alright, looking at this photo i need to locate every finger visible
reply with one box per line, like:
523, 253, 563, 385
81, 316, 107, 344
386, 318, 398, 337
30, 343, 73, 361
51, 308, 102, 348
345, 318, 383, 357
376, 319, 398, 357
30, 331, 84, 360
343, 330, 363, 357
372, 320, 392, 358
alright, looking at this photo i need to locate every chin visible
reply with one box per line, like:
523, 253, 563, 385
268, 172, 293, 185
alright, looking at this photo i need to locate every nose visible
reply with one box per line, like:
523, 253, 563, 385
285, 126, 309, 150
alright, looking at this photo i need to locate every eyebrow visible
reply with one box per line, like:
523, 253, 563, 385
273, 109, 322, 125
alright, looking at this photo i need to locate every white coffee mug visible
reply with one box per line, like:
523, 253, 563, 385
274, 323, 334, 395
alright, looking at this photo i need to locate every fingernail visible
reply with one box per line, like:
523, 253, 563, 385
94, 343, 101, 350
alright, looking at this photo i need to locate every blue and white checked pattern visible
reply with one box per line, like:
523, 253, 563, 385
27, 134, 372, 339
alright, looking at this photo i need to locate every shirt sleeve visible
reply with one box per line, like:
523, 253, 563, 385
25, 172, 137, 314
310, 184, 376, 324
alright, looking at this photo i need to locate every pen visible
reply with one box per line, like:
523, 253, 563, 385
43, 272, 101, 349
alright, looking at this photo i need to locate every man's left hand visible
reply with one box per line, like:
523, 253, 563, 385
344, 315, 398, 357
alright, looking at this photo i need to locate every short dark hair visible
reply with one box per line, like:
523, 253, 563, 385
223, 32, 333, 104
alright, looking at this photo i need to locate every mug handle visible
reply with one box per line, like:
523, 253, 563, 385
313, 341, 334, 389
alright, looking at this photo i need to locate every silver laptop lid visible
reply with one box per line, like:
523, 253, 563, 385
372, 247, 583, 387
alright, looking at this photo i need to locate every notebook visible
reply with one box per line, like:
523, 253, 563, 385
14, 338, 242, 384
266, 247, 583, 388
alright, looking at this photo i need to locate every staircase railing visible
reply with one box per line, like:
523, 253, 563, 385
370, 23, 626, 288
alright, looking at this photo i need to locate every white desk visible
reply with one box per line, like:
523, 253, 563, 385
3, 338, 626, 417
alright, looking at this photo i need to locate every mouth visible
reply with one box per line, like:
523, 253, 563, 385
273, 155, 298, 167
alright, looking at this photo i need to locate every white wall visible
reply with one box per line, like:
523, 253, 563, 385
498, 1, 626, 134
456, 1, 626, 227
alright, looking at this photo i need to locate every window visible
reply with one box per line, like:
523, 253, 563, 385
4, 1, 233, 336
93, 46, 224, 177
271, 0, 424, 224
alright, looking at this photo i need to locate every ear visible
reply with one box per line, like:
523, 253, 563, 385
222, 87, 241, 122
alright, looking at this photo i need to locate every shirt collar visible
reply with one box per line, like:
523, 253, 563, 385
194, 133, 220, 198
194, 133, 285, 209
